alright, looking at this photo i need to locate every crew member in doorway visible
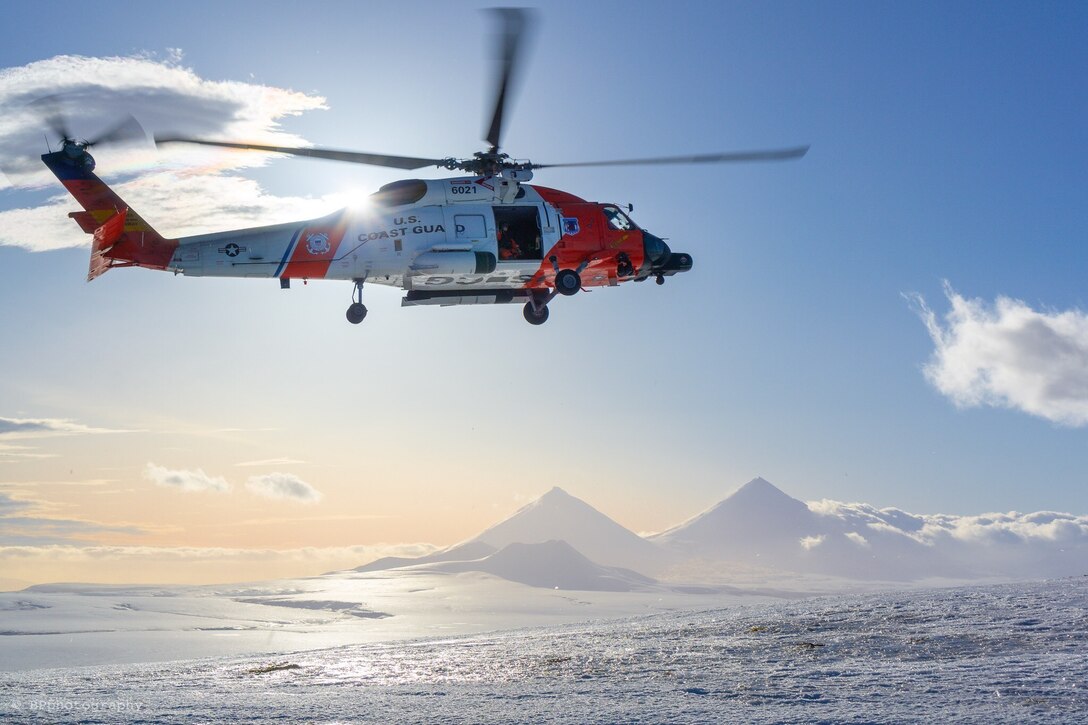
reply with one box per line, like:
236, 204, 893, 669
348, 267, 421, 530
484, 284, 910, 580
498, 222, 521, 260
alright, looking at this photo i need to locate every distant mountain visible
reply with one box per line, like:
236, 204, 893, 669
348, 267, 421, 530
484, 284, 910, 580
349, 487, 669, 577
654, 477, 952, 581
465, 487, 669, 574
353, 541, 496, 573
426, 540, 658, 592
349, 478, 1088, 584
655, 477, 817, 558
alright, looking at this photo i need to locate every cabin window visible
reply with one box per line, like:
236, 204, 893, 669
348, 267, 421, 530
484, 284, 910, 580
494, 206, 542, 261
455, 214, 487, 240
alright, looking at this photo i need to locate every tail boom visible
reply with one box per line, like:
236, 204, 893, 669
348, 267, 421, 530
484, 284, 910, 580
42, 147, 177, 279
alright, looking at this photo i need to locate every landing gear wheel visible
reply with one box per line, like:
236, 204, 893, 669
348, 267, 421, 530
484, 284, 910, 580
346, 302, 368, 324
523, 301, 549, 325
345, 278, 367, 324
555, 269, 581, 296
655, 274, 665, 286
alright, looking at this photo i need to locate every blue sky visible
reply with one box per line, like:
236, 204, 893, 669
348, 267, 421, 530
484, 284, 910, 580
1, 1, 1087, 583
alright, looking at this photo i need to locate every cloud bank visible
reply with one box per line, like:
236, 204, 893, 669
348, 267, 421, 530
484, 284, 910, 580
804, 496, 1088, 579
0, 54, 352, 251
0, 490, 146, 547
0, 492, 32, 516
911, 283, 1088, 426
0, 416, 131, 439
246, 472, 323, 503
809, 498, 1088, 548
0, 542, 440, 587
143, 463, 230, 494
0, 443, 58, 461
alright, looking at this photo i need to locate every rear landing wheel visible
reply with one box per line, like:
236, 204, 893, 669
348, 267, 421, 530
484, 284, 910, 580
555, 269, 581, 296
346, 302, 368, 324
523, 301, 549, 325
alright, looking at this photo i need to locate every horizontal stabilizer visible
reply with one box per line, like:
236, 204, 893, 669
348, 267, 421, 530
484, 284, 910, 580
88, 208, 128, 281
68, 210, 101, 234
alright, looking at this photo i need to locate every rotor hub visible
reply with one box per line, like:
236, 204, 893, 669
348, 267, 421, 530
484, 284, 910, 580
443, 151, 529, 176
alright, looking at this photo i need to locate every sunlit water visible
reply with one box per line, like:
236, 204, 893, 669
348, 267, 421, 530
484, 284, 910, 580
2, 578, 1085, 723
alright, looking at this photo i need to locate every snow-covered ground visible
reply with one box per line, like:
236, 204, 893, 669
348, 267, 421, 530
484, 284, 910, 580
3, 479, 1086, 721
2, 577, 1085, 723
0, 568, 776, 672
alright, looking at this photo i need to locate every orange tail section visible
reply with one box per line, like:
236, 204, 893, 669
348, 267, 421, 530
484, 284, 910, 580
42, 147, 177, 280
87, 208, 127, 281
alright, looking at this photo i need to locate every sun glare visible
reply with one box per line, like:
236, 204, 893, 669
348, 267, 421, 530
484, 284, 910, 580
329, 187, 373, 214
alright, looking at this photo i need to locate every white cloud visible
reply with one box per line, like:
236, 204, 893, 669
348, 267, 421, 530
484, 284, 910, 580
144, 462, 230, 494
0, 443, 57, 461
801, 495, 1088, 579
916, 510, 1088, 546
809, 497, 1088, 548
844, 531, 869, 547
0, 516, 144, 545
246, 472, 322, 503
0, 478, 114, 488
910, 283, 1088, 426
0, 490, 147, 545
0, 416, 132, 439
0, 54, 325, 185
0, 174, 344, 252
0, 492, 32, 515
0, 54, 360, 252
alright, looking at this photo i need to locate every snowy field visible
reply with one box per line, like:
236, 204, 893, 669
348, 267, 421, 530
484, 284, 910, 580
2, 577, 1085, 723
0, 569, 776, 672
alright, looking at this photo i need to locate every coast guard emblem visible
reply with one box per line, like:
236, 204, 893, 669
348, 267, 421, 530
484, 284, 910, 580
306, 232, 331, 255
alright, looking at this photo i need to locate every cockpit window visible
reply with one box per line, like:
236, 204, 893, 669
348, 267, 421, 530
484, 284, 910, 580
602, 205, 637, 231
370, 179, 427, 207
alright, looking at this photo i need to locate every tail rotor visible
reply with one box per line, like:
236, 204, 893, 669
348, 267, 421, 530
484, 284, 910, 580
27, 94, 147, 154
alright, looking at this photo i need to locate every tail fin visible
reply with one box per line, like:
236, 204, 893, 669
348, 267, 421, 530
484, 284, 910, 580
42, 148, 177, 280
87, 208, 127, 281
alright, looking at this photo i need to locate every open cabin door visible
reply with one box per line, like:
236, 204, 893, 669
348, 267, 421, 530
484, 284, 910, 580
493, 205, 542, 262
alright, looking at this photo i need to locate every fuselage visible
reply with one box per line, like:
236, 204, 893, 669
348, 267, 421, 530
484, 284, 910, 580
42, 144, 693, 322
167, 176, 683, 294
171, 178, 548, 291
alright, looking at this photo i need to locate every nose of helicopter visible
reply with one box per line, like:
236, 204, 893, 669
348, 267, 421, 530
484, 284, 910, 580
642, 231, 671, 266
641, 231, 693, 281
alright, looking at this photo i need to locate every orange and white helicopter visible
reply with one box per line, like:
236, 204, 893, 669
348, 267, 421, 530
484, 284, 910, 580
41, 9, 806, 325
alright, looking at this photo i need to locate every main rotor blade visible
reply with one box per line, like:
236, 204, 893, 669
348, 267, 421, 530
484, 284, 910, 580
484, 8, 534, 154
86, 114, 146, 147
154, 136, 445, 170
531, 146, 810, 169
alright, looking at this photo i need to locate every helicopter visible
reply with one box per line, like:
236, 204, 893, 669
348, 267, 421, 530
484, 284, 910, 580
41, 9, 807, 326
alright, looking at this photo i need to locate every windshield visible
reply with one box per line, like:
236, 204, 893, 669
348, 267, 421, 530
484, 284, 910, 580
602, 205, 638, 231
